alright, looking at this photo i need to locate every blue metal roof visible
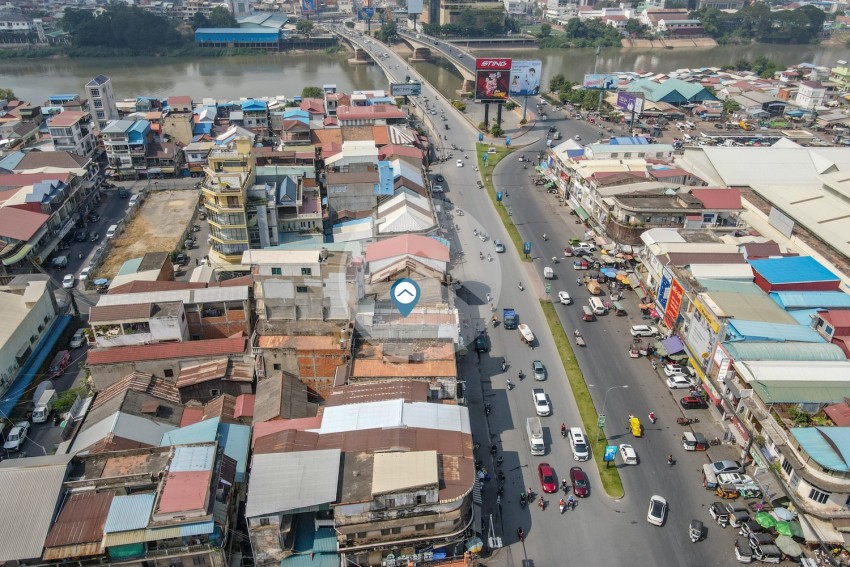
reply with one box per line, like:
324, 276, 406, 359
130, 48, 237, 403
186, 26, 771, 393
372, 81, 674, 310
161, 418, 219, 447
749, 256, 840, 285
609, 136, 650, 145
789, 427, 850, 473
770, 291, 850, 310
281, 514, 339, 567
117, 257, 143, 276
241, 99, 268, 111
726, 320, 825, 343
161, 418, 251, 482
179, 521, 215, 537
218, 423, 251, 482
104, 493, 155, 533
169, 444, 215, 473
722, 341, 846, 362
787, 309, 822, 326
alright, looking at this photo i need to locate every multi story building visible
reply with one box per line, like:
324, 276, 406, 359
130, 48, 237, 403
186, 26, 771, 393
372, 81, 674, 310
85, 74, 118, 130
202, 137, 256, 265
102, 119, 152, 179
47, 110, 96, 158
795, 80, 827, 110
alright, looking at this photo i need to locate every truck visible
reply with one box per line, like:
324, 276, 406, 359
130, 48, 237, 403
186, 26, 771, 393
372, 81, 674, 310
32, 389, 57, 423
32, 379, 54, 405
503, 308, 518, 329
527, 417, 545, 455
518, 324, 535, 346
738, 120, 754, 131
543, 267, 554, 280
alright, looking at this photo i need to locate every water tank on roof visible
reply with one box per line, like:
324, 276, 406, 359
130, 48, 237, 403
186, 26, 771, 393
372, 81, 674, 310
320, 247, 329, 261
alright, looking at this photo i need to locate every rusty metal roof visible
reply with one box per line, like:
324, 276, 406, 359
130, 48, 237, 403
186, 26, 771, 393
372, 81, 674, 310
44, 491, 114, 549
89, 302, 152, 323
325, 381, 429, 407
176, 358, 254, 388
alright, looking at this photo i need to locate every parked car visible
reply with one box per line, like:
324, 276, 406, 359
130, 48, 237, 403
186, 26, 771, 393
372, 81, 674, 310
89, 232, 99, 242
434, 174, 444, 182
87, 212, 100, 222
538, 462, 557, 493
711, 460, 745, 475
666, 375, 696, 389
647, 495, 668, 526
557, 291, 572, 305
630, 325, 659, 337
62, 274, 75, 289
74, 229, 89, 242
3, 421, 30, 452
664, 363, 694, 377
680, 396, 707, 409
69, 328, 87, 349
574, 135, 581, 141
619, 444, 638, 465
532, 360, 545, 381
570, 466, 589, 497
175, 253, 188, 266
79, 267, 92, 283
717, 473, 755, 486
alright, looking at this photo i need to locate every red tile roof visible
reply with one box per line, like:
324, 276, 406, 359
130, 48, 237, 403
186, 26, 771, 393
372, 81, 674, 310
0, 172, 71, 189
820, 310, 850, 331
372, 126, 390, 146
48, 111, 89, 127
157, 470, 211, 514
365, 234, 450, 263
378, 144, 424, 161
300, 98, 325, 115
235, 393, 255, 418
87, 336, 246, 365
180, 406, 204, 427
167, 96, 192, 107
690, 188, 742, 210
251, 416, 323, 447
0, 206, 50, 241
336, 104, 405, 121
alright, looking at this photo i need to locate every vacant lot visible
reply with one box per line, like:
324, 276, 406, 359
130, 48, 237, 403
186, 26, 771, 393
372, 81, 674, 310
100, 190, 196, 278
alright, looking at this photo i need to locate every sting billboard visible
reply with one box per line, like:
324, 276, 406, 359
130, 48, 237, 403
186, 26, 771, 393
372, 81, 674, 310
475, 58, 512, 102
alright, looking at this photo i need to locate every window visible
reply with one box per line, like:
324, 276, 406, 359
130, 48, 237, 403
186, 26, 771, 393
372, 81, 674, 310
296, 285, 308, 293
271, 267, 282, 275
210, 389, 221, 397
273, 363, 282, 370
416, 495, 424, 505
825, 325, 834, 336
301, 267, 312, 276
809, 485, 830, 505
192, 557, 206, 566
260, 517, 270, 526
164, 369, 174, 378
385, 498, 395, 508
782, 458, 792, 475
90, 88, 99, 97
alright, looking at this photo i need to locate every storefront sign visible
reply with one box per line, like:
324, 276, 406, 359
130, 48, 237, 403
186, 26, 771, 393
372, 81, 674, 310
663, 278, 684, 329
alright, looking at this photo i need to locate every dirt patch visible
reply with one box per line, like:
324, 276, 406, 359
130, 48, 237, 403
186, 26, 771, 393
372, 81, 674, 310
100, 190, 197, 279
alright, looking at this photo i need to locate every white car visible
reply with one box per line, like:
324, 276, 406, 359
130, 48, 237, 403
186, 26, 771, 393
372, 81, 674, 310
532, 388, 551, 416
69, 328, 86, 349
62, 274, 75, 289
456, 160, 463, 168
630, 325, 659, 338
557, 291, 572, 305
666, 374, 696, 389
431, 185, 444, 193
79, 266, 92, 283
619, 444, 638, 465
574, 135, 581, 141
717, 473, 755, 486
647, 495, 667, 526
494, 240, 505, 253
663, 363, 694, 377
3, 421, 30, 452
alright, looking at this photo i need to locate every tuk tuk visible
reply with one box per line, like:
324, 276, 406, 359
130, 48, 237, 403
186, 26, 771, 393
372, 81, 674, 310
749, 533, 774, 549
564, 246, 573, 257
753, 544, 781, 564
739, 521, 761, 538
730, 510, 751, 528
94, 278, 110, 294
689, 519, 703, 543
48, 350, 71, 378
582, 306, 594, 321
716, 483, 739, 499
710, 502, 730, 527
573, 259, 589, 270
682, 431, 707, 451
629, 415, 642, 437
735, 537, 754, 563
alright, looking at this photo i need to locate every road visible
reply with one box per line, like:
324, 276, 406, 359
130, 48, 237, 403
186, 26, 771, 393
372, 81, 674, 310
334, 28, 745, 566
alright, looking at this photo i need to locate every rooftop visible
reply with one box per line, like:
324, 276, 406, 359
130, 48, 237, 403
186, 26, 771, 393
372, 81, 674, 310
245, 449, 341, 518
749, 256, 840, 284
87, 336, 246, 365
371, 450, 438, 496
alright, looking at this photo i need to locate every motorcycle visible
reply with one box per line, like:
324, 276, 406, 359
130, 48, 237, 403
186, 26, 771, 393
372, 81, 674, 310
649, 412, 657, 424
501, 360, 507, 372
506, 378, 514, 391
518, 282, 524, 291
676, 417, 699, 425
491, 316, 498, 328
667, 455, 675, 466
518, 370, 524, 381
519, 493, 526, 507
484, 404, 491, 416
559, 500, 566, 514
538, 496, 545, 510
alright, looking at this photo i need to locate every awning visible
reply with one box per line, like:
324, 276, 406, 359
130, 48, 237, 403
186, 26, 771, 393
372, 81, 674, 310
574, 206, 589, 221
661, 336, 684, 355
1, 243, 33, 266
801, 514, 844, 545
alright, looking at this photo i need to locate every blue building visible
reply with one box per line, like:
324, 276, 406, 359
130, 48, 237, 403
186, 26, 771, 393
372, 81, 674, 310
194, 28, 281, 51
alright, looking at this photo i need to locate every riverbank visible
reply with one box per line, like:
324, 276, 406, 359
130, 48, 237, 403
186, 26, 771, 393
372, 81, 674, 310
622, 37, 718, 49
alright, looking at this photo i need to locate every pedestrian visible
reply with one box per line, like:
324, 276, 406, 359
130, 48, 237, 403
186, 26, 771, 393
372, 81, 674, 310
497, 494, 501, 509
195, 258, 199, 266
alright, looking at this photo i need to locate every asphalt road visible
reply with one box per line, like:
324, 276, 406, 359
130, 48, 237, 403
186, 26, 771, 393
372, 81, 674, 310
339, 30, 745, 566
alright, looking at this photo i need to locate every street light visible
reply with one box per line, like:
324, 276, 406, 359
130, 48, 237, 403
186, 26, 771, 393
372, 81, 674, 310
589, 383, 629, 441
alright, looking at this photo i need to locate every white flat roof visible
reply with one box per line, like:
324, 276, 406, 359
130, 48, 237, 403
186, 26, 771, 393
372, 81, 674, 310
241, 249, 319, 265
737, 360, 850, 384
246, 449, 341, 518
317, 399, 471, 435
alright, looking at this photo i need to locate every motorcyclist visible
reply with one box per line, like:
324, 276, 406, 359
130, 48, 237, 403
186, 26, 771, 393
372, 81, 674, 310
667, 454, 674, 466
517, 527, 524, 541
538, 495, 545, 509
559, 498, 567, 512
543, 233, 547, 241
560, 423, 567, 437
649, 411, 656, 423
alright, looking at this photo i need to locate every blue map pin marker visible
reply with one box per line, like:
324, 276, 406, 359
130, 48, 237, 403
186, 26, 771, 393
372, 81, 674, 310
391, 278, 421, 318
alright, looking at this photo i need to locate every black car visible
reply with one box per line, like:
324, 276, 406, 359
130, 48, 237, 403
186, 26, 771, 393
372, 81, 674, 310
575, 249, 594, 258
74, 229, 89, 242
474, 332, 490, 353
435, 174, 444, 182
175, 253, 188, 266
714, 123, 724, 130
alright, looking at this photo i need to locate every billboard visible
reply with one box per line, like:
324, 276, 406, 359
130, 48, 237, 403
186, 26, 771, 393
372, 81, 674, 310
407, 0, 424, 14
301, 0, 316, 15
663, 278, 684, 329
475, 58, 511, 101
582, 73, 617, 90
476, 58, 512, 71
616, 92, 644, 114
509, 60, 542, 96
390, 83, 422, 96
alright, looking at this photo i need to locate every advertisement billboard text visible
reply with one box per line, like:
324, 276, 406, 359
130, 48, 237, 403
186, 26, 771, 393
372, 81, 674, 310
476, 58, 512, 71
509, 60, 542, 96
407, 0, 424, 14
476, 69, 509, 101
390, 83, 422, 96
582, 73, 618, 90
616, 92, 644, 114
663, 278, 684, 329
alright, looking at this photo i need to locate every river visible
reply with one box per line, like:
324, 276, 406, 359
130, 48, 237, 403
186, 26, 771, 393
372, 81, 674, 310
1, 44, 847, 103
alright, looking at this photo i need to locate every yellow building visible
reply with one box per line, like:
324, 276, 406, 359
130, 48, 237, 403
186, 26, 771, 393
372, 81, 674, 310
202, 137, 256, 266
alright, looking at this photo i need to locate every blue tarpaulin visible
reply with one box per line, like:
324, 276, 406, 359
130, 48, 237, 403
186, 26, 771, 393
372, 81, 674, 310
0, 315, 71, 416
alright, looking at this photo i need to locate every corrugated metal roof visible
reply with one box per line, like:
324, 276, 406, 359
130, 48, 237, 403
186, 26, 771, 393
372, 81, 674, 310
750, 380, 850, 404
0, 454, 73, 562
102, 525, 181, 546
726, 320, 825, 343
246, 449, 341, 518
218, 423, 251, 482
73, 412, 177, 454
87, 336, 246, 365
162, 417, 220, 446
770, 291, 850, 310
749, 256, 840, 284
789, 427, 850, 472
156, 470, 212, 515
722, 341, 846, 362
318, 400, 470, 435
42, 541, 102, 561
169, 445, 215, 472
179, 521, 215, 537
104, 493, 155, 533
44, 491, 113, 547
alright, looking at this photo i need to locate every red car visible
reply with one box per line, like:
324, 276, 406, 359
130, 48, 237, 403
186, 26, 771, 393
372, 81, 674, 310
570, 466, 589, 498
680, 396, 707, 410
538, 463, 557, 494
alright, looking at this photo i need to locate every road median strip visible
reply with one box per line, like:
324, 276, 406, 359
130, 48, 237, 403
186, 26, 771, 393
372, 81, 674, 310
475, 143, 530, 263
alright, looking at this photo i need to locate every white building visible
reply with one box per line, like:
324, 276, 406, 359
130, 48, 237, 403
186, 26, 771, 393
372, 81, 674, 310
47, 110, 96, 159
85, 75, 119, 130
795, 80, 827, 110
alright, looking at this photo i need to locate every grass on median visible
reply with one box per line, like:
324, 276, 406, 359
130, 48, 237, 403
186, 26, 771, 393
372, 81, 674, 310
539, 299, 625, 499
475, 143, 531, 262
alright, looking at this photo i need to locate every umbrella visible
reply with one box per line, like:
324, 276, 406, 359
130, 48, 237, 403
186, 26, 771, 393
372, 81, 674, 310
775, 521, 793, 537
772, 507, 795, 521
466, 536, 483, 554
774, 535, 802, 557
601, 268, 618, 278
756, 511, 777, 528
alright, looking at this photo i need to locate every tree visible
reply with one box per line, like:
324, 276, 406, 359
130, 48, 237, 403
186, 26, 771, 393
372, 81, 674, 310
302, 86, 324, 99
625, 18, 643, 35
296, 19, 314, 35
375, 20, 398, 43
539, 23, 552, 37
208, 6, 238, 28
549, 74, 567, 92
0, 88, 16, 100
192, 12, 210, 30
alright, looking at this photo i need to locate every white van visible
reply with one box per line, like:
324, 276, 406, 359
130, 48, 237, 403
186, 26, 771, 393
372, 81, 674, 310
683, 133, 693, 143
589, 297, 606, 315
106, 222, 122, 240
568, 427, 590, 461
